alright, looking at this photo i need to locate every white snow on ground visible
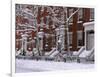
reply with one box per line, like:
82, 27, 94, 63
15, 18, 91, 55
16, 59, 94, 73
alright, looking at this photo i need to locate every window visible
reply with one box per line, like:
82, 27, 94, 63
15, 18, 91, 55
90, 8, 94, 21
16, 4, 21, 10
29, 20, 33, 26
78, 9, 83, 21
16, 4, 22, 15
77, 31, 83, 46
69, 32, 72, 46
68, 9, 73, 23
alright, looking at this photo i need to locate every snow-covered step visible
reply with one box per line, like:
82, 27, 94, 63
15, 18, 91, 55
89, 53, 94, 60
73, 46, 85, 56
16, 50, 21, 56
79, 48, 94, 58
79, 50, 90, 58
49, 50, 59, 58
45, 48, 56, 56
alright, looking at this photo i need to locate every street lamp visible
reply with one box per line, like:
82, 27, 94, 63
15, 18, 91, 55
38, 28, 44, 56
21, 34, 28, 56
57, 35, 63, 53
58, 39, 62, 43
45, 43, 48, 51
38, 29, 44, 38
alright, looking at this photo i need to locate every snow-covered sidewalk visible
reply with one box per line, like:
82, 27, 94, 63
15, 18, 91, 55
16, 59, 94, 73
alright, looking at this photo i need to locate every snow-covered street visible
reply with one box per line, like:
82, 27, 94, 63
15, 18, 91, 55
16, 59, 94, 73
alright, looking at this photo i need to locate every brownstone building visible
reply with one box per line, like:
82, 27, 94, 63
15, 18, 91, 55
15, 4, 94, 54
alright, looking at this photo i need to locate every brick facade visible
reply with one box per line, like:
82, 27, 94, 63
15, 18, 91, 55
15, 4, 94, 52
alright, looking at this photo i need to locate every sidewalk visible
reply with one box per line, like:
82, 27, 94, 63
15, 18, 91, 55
16, 59, 94, 73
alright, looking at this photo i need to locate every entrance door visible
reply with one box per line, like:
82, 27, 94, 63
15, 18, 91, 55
87, 33, 94, 50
